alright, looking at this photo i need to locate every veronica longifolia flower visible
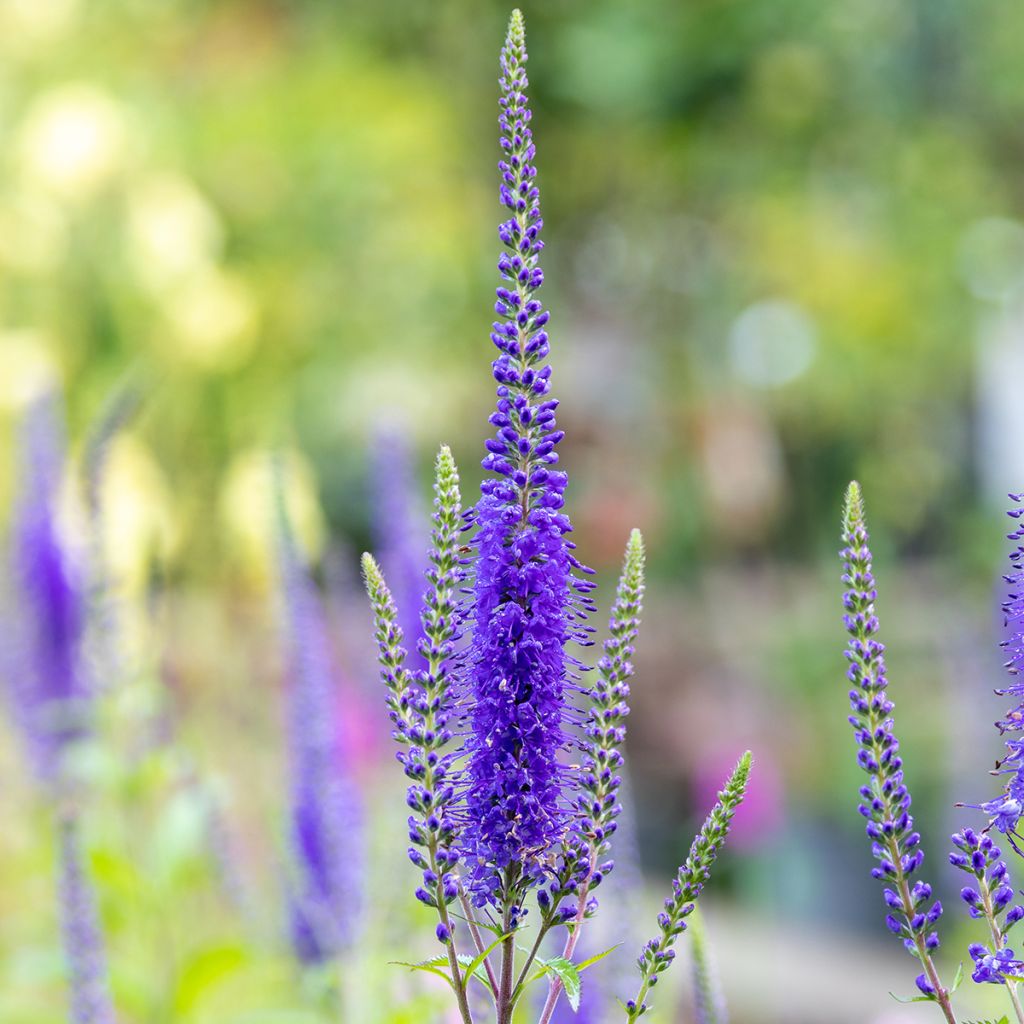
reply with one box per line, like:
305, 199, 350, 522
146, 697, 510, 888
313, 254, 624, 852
276, 486, 361, 964
364, 446, 466, 934
5, 392, 92, 781
840, 482, 952, 1012
462, 5, 596, 909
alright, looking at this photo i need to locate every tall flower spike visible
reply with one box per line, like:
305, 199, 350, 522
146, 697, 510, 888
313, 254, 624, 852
840, 482, 954, 1020
275, 476, 361, 965
6, 391, 91, 782
371, 427, 428, 673
464, 5, 596, 908
58, 814, 117, 1024
623, 752, 751, 1023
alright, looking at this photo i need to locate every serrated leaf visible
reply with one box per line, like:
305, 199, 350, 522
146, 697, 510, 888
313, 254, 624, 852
963, 1018, 1009, 1024
536, 956, 581, 1011
389, 959, 455, 992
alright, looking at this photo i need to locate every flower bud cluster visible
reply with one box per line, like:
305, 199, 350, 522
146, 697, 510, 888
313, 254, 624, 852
624, 752, 751, 1022
840, 482, 944, 981
950, 828, 1024, 984
364, 448, 466, 927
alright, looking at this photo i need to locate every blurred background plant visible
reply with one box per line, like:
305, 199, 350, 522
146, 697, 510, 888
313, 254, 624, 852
2, 0, 1024, 1021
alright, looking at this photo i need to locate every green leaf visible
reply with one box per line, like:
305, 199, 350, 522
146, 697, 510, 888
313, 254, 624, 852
888, 991, 936, 1004
389, 959, 455, 992
963, 1018, 1009, 1024
576, 945, 620, 973
461, 932, 510, 989
535, 956, 581, 1012
949, 961, 965, 994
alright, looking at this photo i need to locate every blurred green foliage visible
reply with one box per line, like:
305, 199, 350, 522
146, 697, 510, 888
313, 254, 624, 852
2, 0, 1023, 578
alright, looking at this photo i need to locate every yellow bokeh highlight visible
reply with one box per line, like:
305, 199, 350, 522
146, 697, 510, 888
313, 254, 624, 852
161, 268, 260, 373
17, 83, 129, 200
126, 173, 225, 291
218, 447, 325, 587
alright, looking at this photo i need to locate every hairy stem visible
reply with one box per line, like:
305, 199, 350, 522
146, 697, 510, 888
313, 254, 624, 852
536, 852, 596, 1024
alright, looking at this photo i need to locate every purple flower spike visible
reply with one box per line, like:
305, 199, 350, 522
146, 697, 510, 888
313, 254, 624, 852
58, 814, 116, 1024
276, 480, 361, 965
463, 4, 596, 908
6, 391, 92, 782
840, 482, 953, 1011
364, 446, 467, 929
961, 492, 1024, 846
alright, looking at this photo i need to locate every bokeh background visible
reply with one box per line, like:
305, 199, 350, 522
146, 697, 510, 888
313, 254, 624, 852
2, 0, 1024, 1021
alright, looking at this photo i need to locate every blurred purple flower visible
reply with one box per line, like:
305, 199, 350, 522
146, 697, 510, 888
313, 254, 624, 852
277, 486, 361, 964
4, 391, 92, 781
462, 6, 595, 907
58, 814, 116, 1024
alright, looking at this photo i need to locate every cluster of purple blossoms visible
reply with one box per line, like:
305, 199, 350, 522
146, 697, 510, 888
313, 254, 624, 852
276, 483, 361, 965
838, 483, 952, 1016
462, 7, 597, 909
950, 828, 1024, 985
362, 13, 750, 1024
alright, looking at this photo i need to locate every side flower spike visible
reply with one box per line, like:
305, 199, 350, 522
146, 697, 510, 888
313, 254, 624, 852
949, 829, 1024, 1002
840, 482, 955, 1021
622, 752, 751, 1023
363, 446, 466, 920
